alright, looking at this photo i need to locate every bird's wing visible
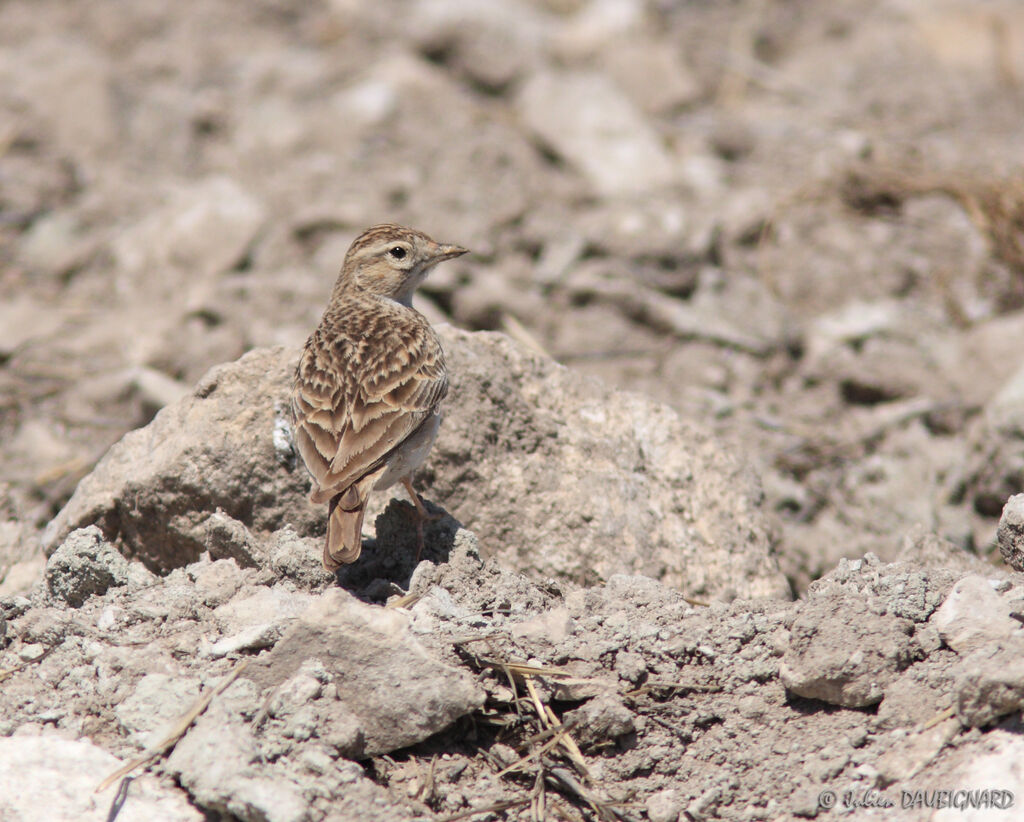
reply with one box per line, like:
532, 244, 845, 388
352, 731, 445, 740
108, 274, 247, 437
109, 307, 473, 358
292, 316, 447, 502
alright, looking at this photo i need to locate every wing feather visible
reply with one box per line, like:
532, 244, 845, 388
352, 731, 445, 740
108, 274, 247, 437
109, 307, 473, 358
292, 302, 447, 503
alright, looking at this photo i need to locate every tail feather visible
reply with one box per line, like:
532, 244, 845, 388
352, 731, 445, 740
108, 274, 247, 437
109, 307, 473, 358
324, 485, 367, 570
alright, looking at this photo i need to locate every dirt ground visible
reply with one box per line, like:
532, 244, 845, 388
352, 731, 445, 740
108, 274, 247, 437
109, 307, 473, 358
3, 1, 1024, 820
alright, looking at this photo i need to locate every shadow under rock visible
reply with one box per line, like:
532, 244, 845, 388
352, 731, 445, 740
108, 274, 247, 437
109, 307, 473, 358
332, 497, 461, 604
784, 693, 880, 718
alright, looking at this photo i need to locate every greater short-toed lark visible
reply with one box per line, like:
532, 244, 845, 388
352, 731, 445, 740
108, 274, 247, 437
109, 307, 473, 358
292, 224, 467, 571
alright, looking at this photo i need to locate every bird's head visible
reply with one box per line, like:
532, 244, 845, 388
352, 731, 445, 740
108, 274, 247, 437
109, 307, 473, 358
335, 224, 467, 306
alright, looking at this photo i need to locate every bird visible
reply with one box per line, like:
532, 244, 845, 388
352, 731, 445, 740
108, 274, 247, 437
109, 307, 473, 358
291, 223, 467, 571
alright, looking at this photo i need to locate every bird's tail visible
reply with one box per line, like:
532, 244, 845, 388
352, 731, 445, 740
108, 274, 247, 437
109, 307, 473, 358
324, 484, 367, 570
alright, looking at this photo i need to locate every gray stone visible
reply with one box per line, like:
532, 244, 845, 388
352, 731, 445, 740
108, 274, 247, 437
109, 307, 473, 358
431, 327, 789, 600
961, 361, 1024, 519
0, 296, 66, 359
780, 595, 921, 707
986, 360, 1024, 432
411, 0, 549, 90
953, 639, 1024, 727
948, 310, 1024, 409
208, 624, 282, 658
42, 348, 320, 572
874, 718, 958, 784
614, 650, 647, 683
191, 558, 247, 607
875, 652, 957, 730
44, 332, 789, 601
212, 586, 316, 639
266, 528, 334, 589
930, 574, 1024, 653
803, 299, 905, 363
895, 526, 987, 575
807, 550, 959, 623
564, 694, 636, 748
17, 209, 92, 278
554, 0, 644, 57
0, 735, 200, 822
516, 69, 675, 196
113, 176, 266, 281
508, 606, 575, 645
0, 520, 41, 598
204, 510, 267, 568
129, 366, 191, 414
997, 493, 1024, 572
604, 38, 700, 114
646, 788, 682, 822
14, 37, 116, 162
245, 588, 484, 756
45, 526, 131, 607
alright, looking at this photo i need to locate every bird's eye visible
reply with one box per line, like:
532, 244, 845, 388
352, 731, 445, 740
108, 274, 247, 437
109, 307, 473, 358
388, 246, 407, 260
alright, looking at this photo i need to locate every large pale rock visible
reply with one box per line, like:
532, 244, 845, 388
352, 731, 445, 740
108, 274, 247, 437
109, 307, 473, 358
44, 329, 788, 600
42, 347, 319, 572
432, 327, 788, 600
0, 735, 200, 822
245, 588, 485, 756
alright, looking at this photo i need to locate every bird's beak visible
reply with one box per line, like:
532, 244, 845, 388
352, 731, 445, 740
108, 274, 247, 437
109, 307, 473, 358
431, 243, 469, 262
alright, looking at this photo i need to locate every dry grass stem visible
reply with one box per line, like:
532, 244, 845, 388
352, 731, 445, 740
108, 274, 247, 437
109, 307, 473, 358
524, 678, 588, 778
385, 592, 422, 609
840, 164, 1024, 277
0, 644, 58, 683
435, 798, 532, 822
95, 658, 250, 793
921, 705, 957, 731
481, 658, 573, 679
494, 725, 575, 778
545, 767, 635, 822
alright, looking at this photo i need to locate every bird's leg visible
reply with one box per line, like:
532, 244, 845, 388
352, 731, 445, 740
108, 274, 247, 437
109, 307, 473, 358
401, 477, 443, 521
401, 477, 442, 563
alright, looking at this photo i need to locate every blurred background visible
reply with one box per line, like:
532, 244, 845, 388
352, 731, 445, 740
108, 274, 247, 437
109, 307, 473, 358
2, 0, 1024, 594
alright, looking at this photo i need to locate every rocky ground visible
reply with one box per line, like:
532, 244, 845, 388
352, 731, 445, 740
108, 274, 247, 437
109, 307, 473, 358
3, 0, 1024, 820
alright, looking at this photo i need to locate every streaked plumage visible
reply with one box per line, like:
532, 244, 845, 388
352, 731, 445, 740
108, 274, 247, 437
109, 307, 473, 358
292, 224, 467, 570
